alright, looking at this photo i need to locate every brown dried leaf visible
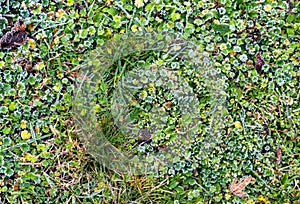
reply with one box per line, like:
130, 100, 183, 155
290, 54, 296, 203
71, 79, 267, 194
230, 176, 253, 198
12, 18, 27, 32
45, 188, 51, 197
277, 146, 282, 164
13, 182, 19, 191
0, 18, 28, 49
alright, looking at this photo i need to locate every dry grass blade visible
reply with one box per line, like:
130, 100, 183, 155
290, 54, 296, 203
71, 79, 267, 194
230, 176, 253, 198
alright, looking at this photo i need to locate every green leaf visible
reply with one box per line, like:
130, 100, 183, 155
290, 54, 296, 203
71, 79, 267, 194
93, 13, 102, 22
249, 11, 258, 18
145, 2, 154, 11
211, 10, 219, 18
287, 27, 295, 35
210, 186, 217, 193
286, 14, 295, 23
20, 144, 30, 152
9, 102, 16, 111
175, 186, 184, 193
281, 173, 289, 186
103, 7, 118, 16
80, 29, 88, 39
42, 0, 49, 6
169, 180, 179, 188
212, 24, 230, 35
3, 137, 11, 145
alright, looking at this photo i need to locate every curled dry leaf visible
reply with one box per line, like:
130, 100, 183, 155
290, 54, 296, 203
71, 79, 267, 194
0, 18, 28, 49
230, 176, 253, 198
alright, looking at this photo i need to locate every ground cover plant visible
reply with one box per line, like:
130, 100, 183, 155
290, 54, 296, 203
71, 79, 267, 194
0, 0, 299, 203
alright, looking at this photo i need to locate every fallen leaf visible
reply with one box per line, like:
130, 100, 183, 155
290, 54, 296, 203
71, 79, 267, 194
0, 18, 28, 49
277, 146, 282, 164
45, 188, 51, 197
13, 182, 19, 191
230, 176, 253, 198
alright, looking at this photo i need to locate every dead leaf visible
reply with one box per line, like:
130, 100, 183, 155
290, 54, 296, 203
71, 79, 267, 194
13, 182, 19, 191
230, 176, 253, 198
0, 18, 28, 49
50, 125, 60, 136
277, 146, 282, 164
45, 188, 51, 197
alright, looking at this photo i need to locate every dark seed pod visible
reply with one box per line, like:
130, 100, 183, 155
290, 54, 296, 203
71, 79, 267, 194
255, 52, 265, 73
154, 12, 162, 19
74, 3, 83, 11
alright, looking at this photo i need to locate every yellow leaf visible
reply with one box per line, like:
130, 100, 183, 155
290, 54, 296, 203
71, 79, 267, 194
258, 195, 270, 204
20, 120, 27, 129
264, 4, 272, 12
23, 153, 37, 162
27, 39, 35, 49
234, 121, 243, 129
34, 62, 44, 71
131, 25, 138, 32
34, 126, 40, 133
225, 193, 231, 200
56, 9, 65, 18
21, 130, 31, 140
27, 24, 35, 32
53, 36, 60, 44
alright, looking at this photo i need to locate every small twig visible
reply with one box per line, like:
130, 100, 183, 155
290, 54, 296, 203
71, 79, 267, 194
31, 22, 68, 36
2, 14, 16, 18
19, 162, 42, 165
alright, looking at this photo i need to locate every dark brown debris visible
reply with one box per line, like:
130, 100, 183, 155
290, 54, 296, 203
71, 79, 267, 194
287, 0, 294, 14
255, 52, 265, 73
0, 18, 28, 50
